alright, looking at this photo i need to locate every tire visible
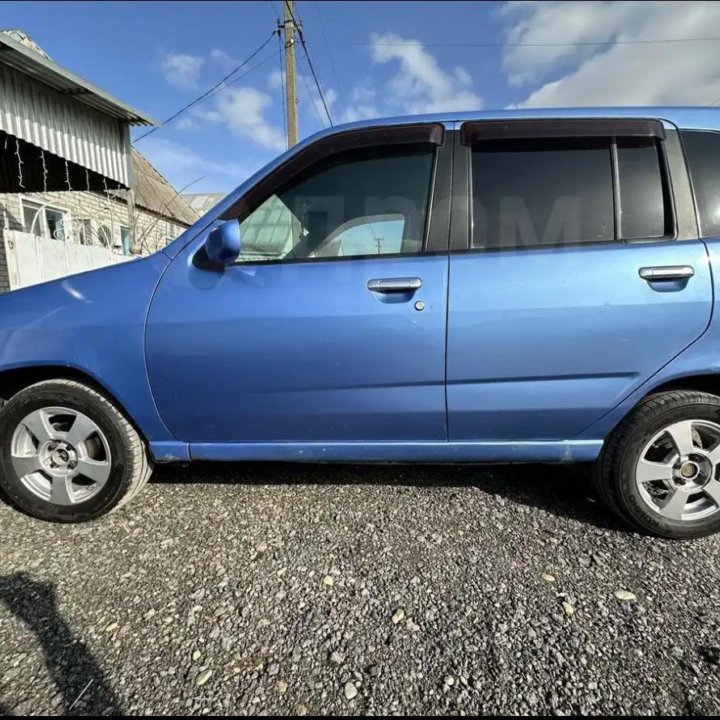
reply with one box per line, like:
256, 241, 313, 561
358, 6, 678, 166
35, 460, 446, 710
0, 379, 152, 523
596, 389, 720, 539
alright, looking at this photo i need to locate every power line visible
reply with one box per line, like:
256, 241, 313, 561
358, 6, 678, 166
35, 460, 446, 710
204, 48, 280, 101
284, 0, 334, 126
338, 34, 720, 49
313, 1, 347, 122
134, 31, 278, 143
298, 54, 327, 126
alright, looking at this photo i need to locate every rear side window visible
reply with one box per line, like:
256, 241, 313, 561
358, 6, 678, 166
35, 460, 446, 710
471, 138, 613, 249
470, 134, 671, 250
682, 130, 720, 238
616, 138, 667, 240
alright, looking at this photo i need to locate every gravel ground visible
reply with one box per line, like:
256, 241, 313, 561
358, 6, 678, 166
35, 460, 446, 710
1, 461, 720, 716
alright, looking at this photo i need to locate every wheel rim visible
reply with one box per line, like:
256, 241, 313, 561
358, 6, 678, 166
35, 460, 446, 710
635, 419, 720, 522
10, 406, 112, 506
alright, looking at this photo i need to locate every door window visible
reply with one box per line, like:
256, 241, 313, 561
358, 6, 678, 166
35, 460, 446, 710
237, 147, 435, 263
616, 138, 667, 240
681, 130, 720, 238
470, 133, 671, 250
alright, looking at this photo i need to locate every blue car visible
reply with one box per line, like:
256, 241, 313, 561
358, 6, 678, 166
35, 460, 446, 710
3, 107, 720, 538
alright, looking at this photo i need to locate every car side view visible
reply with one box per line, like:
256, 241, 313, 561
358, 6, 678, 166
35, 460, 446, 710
2, 107, 720, 538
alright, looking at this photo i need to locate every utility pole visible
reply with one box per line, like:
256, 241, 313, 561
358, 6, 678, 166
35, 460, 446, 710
282, 0, 299, 147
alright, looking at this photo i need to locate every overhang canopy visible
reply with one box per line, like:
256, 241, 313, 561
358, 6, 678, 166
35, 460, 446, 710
0, 31, 155, 188
0, 31, 154, 125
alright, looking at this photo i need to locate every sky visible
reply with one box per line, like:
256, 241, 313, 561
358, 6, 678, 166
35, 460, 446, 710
3, 0, 720, 194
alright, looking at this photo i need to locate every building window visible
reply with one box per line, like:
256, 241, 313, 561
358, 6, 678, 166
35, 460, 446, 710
97, 224, 113, 248
77, 218, 93, 245
22, 200, 70, 240
120, 226, 131, 255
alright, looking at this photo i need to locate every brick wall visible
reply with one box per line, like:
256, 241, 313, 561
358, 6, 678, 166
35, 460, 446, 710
0, 189, 189, 292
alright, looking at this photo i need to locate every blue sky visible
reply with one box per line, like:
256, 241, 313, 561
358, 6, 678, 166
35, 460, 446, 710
3, 1, 720, 194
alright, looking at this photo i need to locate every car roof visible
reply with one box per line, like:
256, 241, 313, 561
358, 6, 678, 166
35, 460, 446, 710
325, 106, 720, 135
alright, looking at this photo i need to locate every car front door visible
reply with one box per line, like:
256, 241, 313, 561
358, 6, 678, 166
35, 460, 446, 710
146, 124, 452, 455
446, 118, 713, 445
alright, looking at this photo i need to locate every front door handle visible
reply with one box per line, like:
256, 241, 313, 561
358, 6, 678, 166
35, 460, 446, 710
367, 277, 422, 293
639, 265, 694, 281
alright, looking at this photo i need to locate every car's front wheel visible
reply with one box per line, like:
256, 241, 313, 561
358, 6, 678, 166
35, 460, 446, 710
596, 389, 720, 539
0, 379, 152, 522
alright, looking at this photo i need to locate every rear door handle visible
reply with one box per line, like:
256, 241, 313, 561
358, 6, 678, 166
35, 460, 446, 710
367, 277, 422, 293
639, 265, 694, 281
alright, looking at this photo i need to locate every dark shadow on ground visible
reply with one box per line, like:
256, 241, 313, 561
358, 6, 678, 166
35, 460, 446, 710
0, 573, 123, 716
151, 460, 631, 534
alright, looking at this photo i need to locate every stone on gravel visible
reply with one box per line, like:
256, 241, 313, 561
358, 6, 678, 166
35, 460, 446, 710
614, 590, 637, 602
196, 669, 213, 687
330, 651, 344, 665
344, 681, 358, 700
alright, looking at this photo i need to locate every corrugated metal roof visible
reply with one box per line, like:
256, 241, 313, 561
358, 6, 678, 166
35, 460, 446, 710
0, 31, 155, 126
0, 63, 133, 186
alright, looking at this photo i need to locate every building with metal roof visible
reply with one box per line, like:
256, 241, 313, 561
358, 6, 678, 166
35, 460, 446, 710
0, 30, 196, 292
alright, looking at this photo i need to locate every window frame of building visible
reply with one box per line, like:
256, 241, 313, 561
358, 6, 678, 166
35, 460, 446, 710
119, 225, 131, 255
97, 223, 113, 248
21, 198, 72, 241
76, 218, 93, 246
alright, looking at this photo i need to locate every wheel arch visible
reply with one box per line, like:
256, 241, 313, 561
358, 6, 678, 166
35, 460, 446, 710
643, 373, 720, 400
0, 364, 149, 445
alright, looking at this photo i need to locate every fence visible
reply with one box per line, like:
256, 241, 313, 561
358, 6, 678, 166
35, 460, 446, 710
3, 230, 131, 291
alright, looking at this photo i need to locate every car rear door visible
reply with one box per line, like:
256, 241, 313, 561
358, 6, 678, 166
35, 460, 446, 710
446, 118, 712, 443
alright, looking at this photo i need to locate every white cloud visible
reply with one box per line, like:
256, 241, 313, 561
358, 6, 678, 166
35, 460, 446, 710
354, 33, 481, 117
162, 53, 205, 90
183, 86, 285, 151
212, 87, 286, 150
159, 47, 286, 150
209, 48, 236, 72
503, 1, 720, 107
344, 82, 380, 122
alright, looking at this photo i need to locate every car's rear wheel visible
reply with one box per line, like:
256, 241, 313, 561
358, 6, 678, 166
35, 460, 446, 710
596, 390, 720, 538
0, 379, 152, 522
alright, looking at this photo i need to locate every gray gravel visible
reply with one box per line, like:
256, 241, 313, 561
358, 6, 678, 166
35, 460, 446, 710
1, 461, 720, 716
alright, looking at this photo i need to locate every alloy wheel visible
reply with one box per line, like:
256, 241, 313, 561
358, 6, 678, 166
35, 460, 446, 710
635, 419, 720, 522
10, 406, 112, 506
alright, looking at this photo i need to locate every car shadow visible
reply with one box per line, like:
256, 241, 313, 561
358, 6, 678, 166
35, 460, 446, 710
151, 460, 631, 534
0, 573, 123, 716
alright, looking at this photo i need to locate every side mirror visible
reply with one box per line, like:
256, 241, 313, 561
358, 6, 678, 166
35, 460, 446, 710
200, 220, 242, 267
